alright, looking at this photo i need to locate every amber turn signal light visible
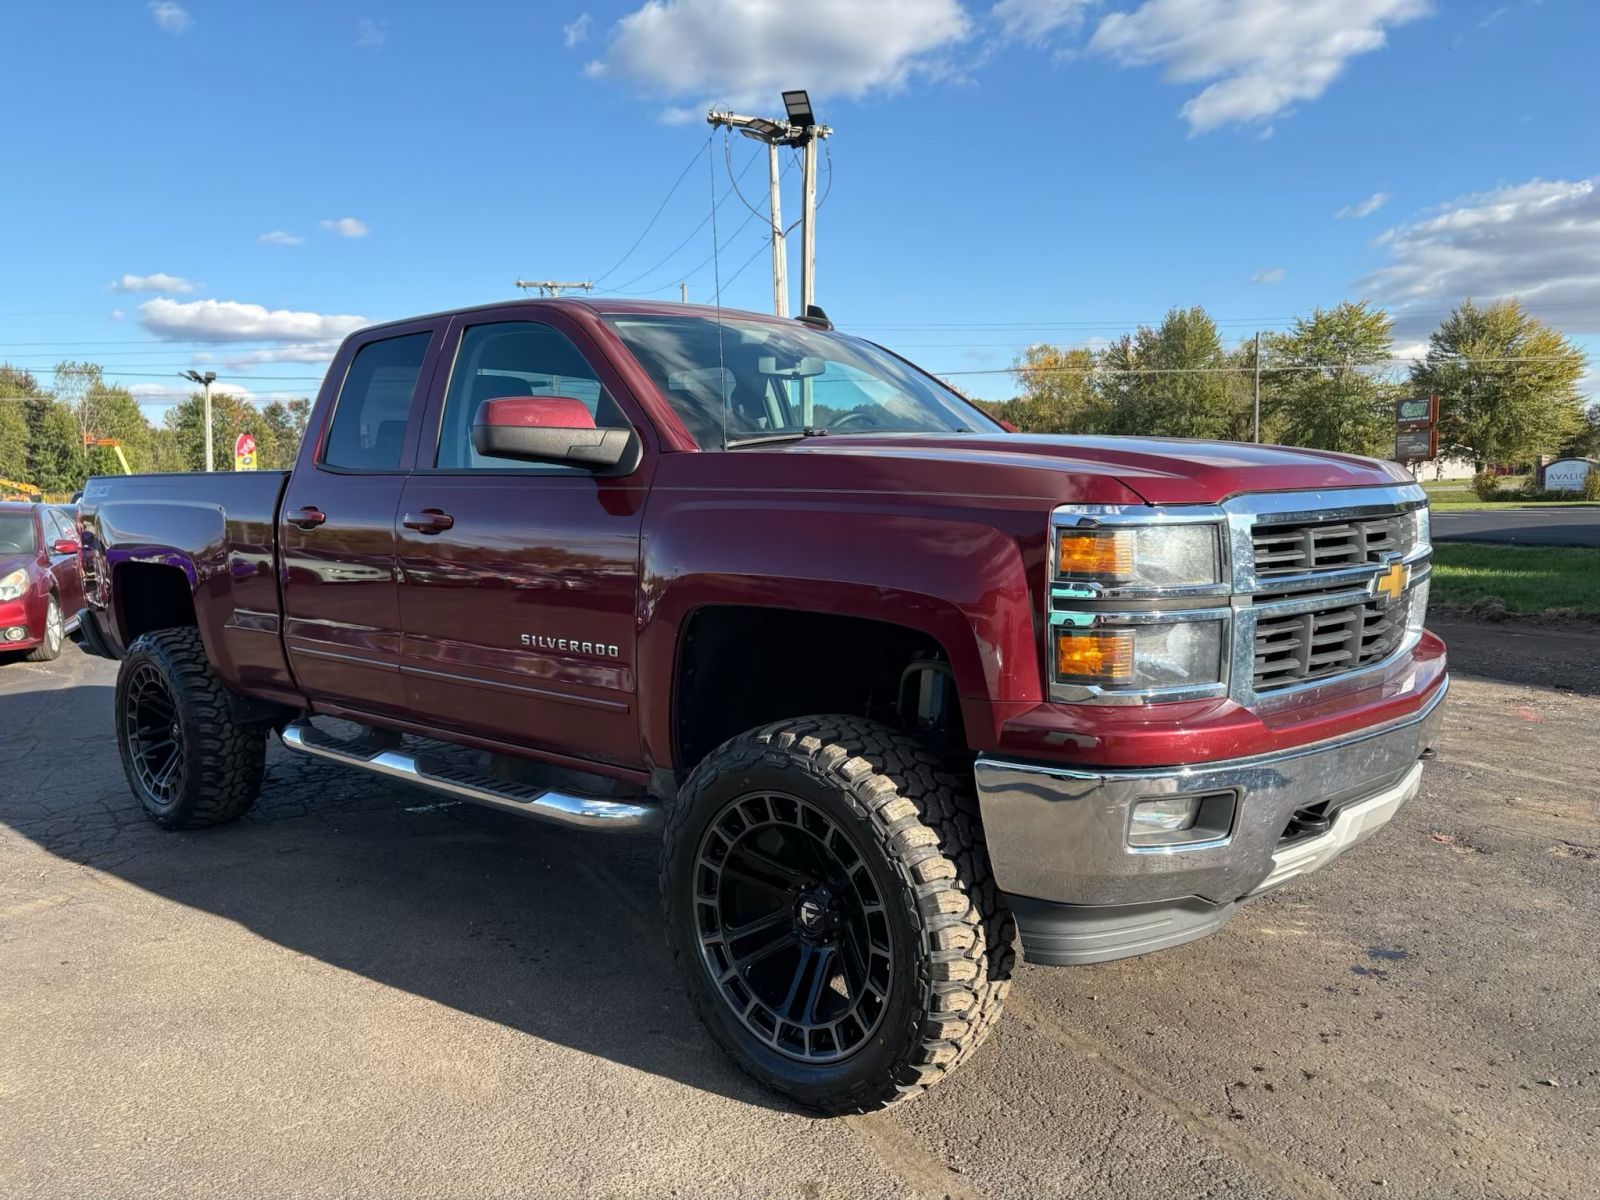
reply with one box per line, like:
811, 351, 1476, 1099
1055, 629, 1135, 682
1056, 530, 1133, 580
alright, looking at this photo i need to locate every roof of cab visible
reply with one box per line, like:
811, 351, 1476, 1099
349, 296, 800, 339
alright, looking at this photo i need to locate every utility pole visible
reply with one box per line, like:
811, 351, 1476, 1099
514, 280, 594, 298
781, 90, 830, 314
767, 141, 788, 316
680, 282, 688, 304
1252, 332, 1262, 444
181, 369, 217, 471
707, 89, 830, 318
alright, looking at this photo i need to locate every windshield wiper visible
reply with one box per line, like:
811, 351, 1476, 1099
724, 428, 831, 449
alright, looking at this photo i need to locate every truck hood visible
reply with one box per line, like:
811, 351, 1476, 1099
778, 432, 1412, 505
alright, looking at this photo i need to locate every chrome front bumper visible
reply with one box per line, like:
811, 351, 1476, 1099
973, 677, 1447, 964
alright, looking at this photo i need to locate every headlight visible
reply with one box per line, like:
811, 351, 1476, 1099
1406, 577, 1430, 639
1055, 523, 1222, 592
1055, 618, 1224, 694
0, 568, 27, 602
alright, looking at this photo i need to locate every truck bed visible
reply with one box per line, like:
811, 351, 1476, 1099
78, 470, 297, 702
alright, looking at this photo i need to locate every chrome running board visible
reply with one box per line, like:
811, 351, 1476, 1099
279, 721, 661, 832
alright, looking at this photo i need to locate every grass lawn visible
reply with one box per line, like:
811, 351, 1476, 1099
1420, 477, 1600, 511
1430, 543, 1600, 617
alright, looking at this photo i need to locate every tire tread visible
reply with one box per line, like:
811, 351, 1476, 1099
661, 714, 1014, 1115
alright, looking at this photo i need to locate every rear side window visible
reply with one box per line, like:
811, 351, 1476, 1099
322, 332, 432, 470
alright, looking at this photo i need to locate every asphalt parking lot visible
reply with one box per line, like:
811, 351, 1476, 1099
2, 621, 1596, 1200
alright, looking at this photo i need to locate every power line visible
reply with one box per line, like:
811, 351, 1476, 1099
590, 138, 712, 286
596, 144, 771, 296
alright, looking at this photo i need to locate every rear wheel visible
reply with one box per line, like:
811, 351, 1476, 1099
662, 715, 1013, 1114
115, 627, 267, 828
24, 596, 62, 662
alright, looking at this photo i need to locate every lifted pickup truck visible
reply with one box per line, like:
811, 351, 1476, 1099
76, 298, 1446, 1113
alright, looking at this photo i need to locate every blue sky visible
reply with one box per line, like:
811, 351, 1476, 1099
3, 0, 1596, 417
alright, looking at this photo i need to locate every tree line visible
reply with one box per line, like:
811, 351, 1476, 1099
0, 362, 309, 494
982, 298, 1595, 468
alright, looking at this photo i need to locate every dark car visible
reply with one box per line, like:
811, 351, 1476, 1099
0, 502, 85, 662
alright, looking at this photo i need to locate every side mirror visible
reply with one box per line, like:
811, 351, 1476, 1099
471, 397, 637, 471
52, 538, 80, 556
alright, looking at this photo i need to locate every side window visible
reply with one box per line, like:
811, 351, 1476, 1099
48, 509, 76, 543
321, 331, 432, 470
435, 321, 628, 470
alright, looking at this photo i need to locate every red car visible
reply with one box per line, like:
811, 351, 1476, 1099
0, 502, 84, 662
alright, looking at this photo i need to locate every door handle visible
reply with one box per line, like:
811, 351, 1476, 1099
289, 506, 327, 530
402, 509, 455, 534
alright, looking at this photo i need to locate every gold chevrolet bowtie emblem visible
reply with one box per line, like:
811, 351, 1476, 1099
1375, 561, 1409, 604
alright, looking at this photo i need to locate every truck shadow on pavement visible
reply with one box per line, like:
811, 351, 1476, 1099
0, 680, 791, 1112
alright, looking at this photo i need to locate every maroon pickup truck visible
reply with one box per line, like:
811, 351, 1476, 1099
75, 298, 1446, 1113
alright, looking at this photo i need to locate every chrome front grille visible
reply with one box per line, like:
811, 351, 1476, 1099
1252, 595, 1411, 692
1240, 495, 1428, 700
1252, 514, 1407, 578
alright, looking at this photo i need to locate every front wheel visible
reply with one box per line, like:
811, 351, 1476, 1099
24, 596, 62, 662
661, 716, 1014, 1114
115, 627, 267, 828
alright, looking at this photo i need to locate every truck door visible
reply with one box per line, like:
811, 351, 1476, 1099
394, 311, 652, 769
278, 321, 445, 718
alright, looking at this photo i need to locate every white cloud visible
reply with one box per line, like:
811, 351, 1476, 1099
258, 230, 305, 246
993, 0, 1098, 43
564, 13, 592, 47
319, 216, 370, 238
149, 1, 190, 34
139, 299, 368, 343
1336, 190, 1391, 219
1251, 267, 1286, 284
1088, 0, 1432, 133
588, 0, 971, 111
218, 343, 343, 368
1360, 177, 1600, 338
109, 272, 197, 294
356, 18, 390, 51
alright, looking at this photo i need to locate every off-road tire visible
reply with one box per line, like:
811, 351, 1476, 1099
115, 627, 267, 829
662, 715, 1014, 1114
24, 595, 62, 662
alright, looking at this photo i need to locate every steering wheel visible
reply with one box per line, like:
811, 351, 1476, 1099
828, 408, 880, 431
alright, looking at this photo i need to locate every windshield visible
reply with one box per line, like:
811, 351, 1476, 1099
605, 314, 1000, 449
0, 513, 36, 555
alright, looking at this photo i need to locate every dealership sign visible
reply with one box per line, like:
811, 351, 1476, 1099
233, 432, 257, 472
1393, 394, 1439, 462
1542, 458, 1595, 492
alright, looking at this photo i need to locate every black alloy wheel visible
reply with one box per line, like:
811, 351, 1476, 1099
123, 661, 185, 804
695, 790, 894, 1062
114, 627, 266, 828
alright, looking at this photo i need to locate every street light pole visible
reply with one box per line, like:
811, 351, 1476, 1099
708, 91, 830, 318
181, 369, 218, 471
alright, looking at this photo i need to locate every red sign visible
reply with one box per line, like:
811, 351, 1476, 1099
233, 432, 258, 471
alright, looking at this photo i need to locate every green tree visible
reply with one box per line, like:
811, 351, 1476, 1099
85, 381, 157, 475
27, 400, 83, 493
261, 397, 311, 468
1097, 306, 1242, 439
1004, 345, 1104, 432
1410, 299, 1588, 467
162, 391, 279, 472
1264, 301, 1395, 456
0, 365, 42, 481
